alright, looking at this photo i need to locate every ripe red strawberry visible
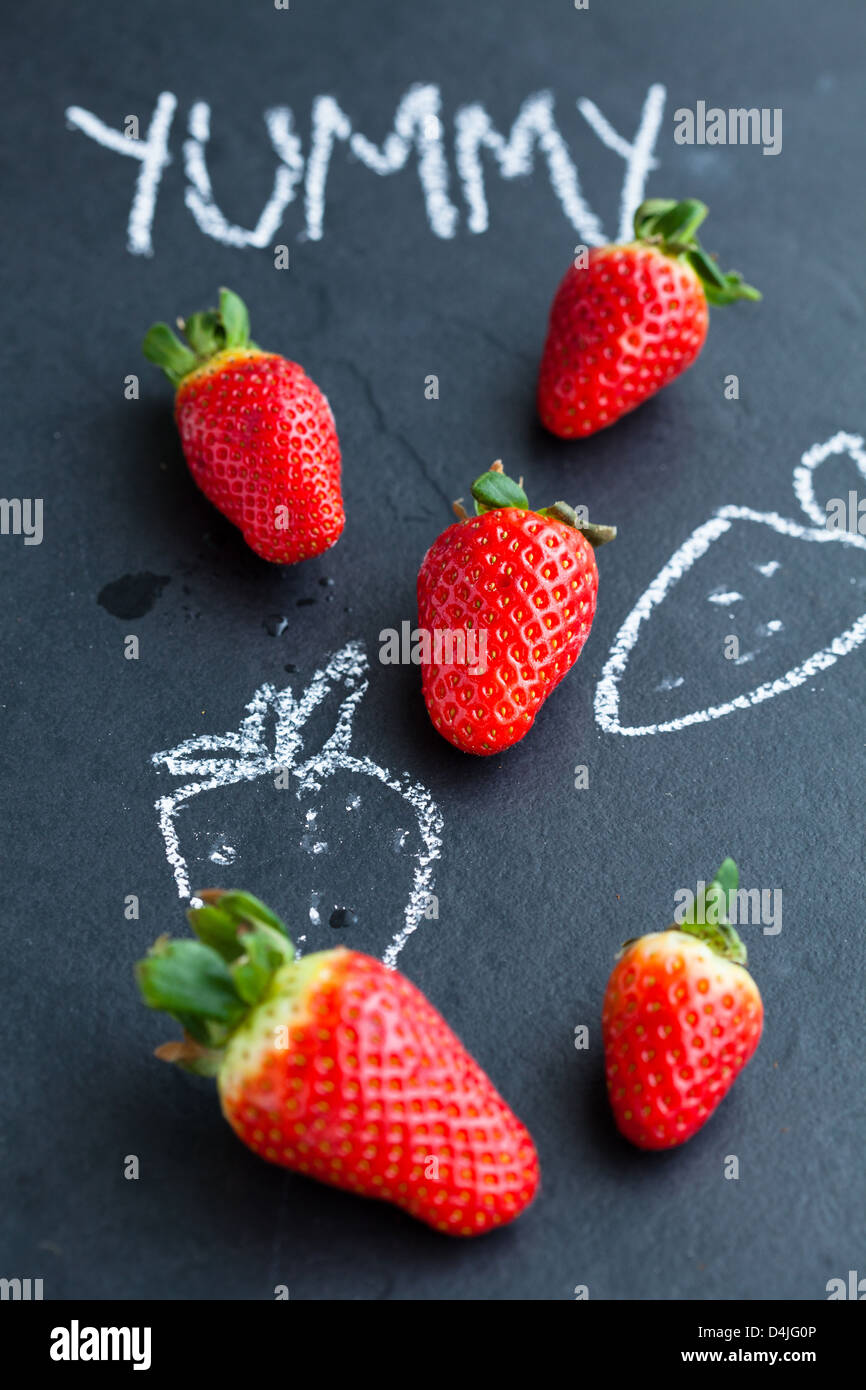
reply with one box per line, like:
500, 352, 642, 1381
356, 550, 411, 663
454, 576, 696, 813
538, 199, 760, 438
137, 891, 539, 1236
602, 860, 764, 1150
143, 288, 343, 563
417, 461, 615, 755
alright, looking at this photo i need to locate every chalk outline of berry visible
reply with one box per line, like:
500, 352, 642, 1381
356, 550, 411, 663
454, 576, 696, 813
151, 639, 443, 967
594, 431, 866, 736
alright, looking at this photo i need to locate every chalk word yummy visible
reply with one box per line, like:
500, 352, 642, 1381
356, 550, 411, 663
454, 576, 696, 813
65, 82, 666, 255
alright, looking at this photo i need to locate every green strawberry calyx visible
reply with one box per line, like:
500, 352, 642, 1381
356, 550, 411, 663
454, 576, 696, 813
458, 460, 616, 549
676, 856, 749, 964
136, 890, 297, 1074
621, 858, 749, 967
632, 199, 761, 307
142, 287, 262, 387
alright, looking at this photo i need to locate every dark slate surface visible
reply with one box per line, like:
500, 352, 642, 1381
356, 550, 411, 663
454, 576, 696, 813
2, 0, 864, 1300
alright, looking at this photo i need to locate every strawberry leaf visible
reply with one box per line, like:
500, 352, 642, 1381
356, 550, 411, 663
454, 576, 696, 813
143, 287, 257, 388
219, 287, 250, 349
462, 465, 617, 549
708, 857, 739, 920
632, 198, 679, 239
137, 892, 298, 1068
137, 939, 247, 1029
471, 469, 529, 514
633, 198, 760, 306
205, 890, 291, 937
652, 198, 708, 243
183, 311, 222, 358
141, 323, 198, 387
538, 502, 617, 547
681, 858, 749, 966
230, 926, 286, 1005
186, 905, 247, 962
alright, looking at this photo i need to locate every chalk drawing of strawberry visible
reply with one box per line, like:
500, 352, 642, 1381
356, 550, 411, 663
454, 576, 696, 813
595, 432, 866, 736
151, 640, 443, 967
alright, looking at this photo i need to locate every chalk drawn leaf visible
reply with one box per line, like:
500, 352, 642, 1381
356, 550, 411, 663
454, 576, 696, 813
152, 732, 251, 781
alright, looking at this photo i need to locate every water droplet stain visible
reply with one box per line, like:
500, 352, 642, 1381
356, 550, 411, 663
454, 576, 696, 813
209, 842, 237, 866
97, 573, 170, 619
329, 907, 359, 930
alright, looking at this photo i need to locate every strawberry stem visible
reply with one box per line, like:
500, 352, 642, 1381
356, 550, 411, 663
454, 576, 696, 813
143, 287, 256, 387
136, 891, 295, 1062
633, 199, 761, 306
679, 858, 749, 965
468, 463, 616, 548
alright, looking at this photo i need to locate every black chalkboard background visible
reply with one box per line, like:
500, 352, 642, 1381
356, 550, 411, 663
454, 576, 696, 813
3, 0, 864, 1301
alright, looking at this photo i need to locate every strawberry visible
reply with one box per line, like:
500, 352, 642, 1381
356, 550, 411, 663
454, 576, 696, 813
417, 461, 615, 755
538, 199, 760, 438
602, 860, 764, 1150
137, 890, 539, 1236
143, 288, 343, 563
